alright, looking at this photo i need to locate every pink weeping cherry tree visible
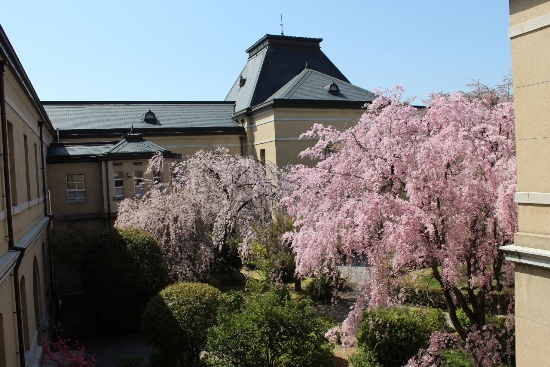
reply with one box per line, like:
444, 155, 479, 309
282, 87, 516, 366
116, 148, 281, 282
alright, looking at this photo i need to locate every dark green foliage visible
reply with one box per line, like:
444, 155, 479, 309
116, 355, 144, 367
80, 229, 168, 334
398, 279, 512, 314
348, 350, 382, 367
249, 213, 296, 282
148, 349, 177, 367
357, 307, 446, 367
307, 275, 334, 303
49, 227, 92, 278
206, 291, 335, 367
444, 349, 472, 367
399, 284, 447, 309
141, 282, 223, 365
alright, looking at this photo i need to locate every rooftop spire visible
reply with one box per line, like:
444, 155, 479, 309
280, 11, 284, 36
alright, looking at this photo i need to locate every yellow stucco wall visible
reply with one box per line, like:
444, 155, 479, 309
48, 162, 104, 219
245, 106, 364, 167
509, 1, 550, 365
0, 64, 53, 366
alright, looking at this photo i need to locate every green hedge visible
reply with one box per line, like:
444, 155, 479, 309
357, 307, 446, 367
141, 282, 223, 365
206, 291, 335, 367
398, 282, 513, 315
80, 228, 168, 333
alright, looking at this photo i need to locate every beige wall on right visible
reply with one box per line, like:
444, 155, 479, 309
505, 1, 550, 365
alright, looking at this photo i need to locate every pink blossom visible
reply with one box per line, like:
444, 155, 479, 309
283, 87, 516, 365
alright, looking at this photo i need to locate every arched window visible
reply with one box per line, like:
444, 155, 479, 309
33, 257, 43, 327
20, 277, 30, 350
0, 313, 6, 367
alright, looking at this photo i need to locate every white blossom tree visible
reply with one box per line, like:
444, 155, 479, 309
116, 148, 281, 282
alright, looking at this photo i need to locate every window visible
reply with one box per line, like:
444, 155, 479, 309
34, 143, 40, 197
134, 170, 144, 196
66, 174, 86, 199
260, 149, 266, 164
8, 122, 17, 205
153, 170, 162, 185
114, 170, 124, 197
24, 135, 31, 201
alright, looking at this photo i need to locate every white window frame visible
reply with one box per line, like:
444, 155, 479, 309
113, 164, 124, 197
134, 170, 144, 196
67, 173, 86, 199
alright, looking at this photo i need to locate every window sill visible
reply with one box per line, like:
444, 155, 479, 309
113, 195, 126, 201
66, 198, 88, 204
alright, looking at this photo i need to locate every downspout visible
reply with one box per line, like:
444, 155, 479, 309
1, 60, 26, 367
39, 121, 59, 319
0, 61, 14, 247
38, 121, 47, 215
104, 161, 112, 228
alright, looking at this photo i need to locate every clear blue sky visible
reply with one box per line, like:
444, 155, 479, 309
0, 1, 511, 104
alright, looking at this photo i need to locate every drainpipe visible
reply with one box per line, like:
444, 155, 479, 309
39, 121, 59, 319
104, 160, 112, 229
1, 60, 26, 367
0, 61, 14, 247
38, 121, 47, 215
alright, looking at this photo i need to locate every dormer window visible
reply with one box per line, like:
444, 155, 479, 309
324, 82, 340, 95
143, 110, 158, 124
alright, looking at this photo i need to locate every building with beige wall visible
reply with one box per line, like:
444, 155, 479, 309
0, 26, 55, 367
47, 133, 176, 231
501, 1, 550, 365
44, 35, 375, 231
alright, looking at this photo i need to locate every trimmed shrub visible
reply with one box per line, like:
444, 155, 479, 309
357, 307, 446, 367
80, 229, 168, 334
141, 282, 223, 365
206, 291, 335, 367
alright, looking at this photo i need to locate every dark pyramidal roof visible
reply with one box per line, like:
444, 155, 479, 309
226, 34, 355, 112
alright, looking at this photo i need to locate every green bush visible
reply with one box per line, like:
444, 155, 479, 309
141, 282, 223, 365
444, 349, 472, 367
398, 282, 447, 309
348, 350, 382, 367
357, 307, 446, 367
206, 291, 335, 367
80, 228, 168, 334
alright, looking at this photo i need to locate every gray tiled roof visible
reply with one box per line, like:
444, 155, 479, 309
48, 143, 114, 157
48, 134, 170, 159
267, 69, 376, 102
42, 102, 238, 131
226, 35, 350, 112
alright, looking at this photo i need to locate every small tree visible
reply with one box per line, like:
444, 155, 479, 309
206, 291, 335, 367
80, 228, 168, 334
141, 282, 223, 365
